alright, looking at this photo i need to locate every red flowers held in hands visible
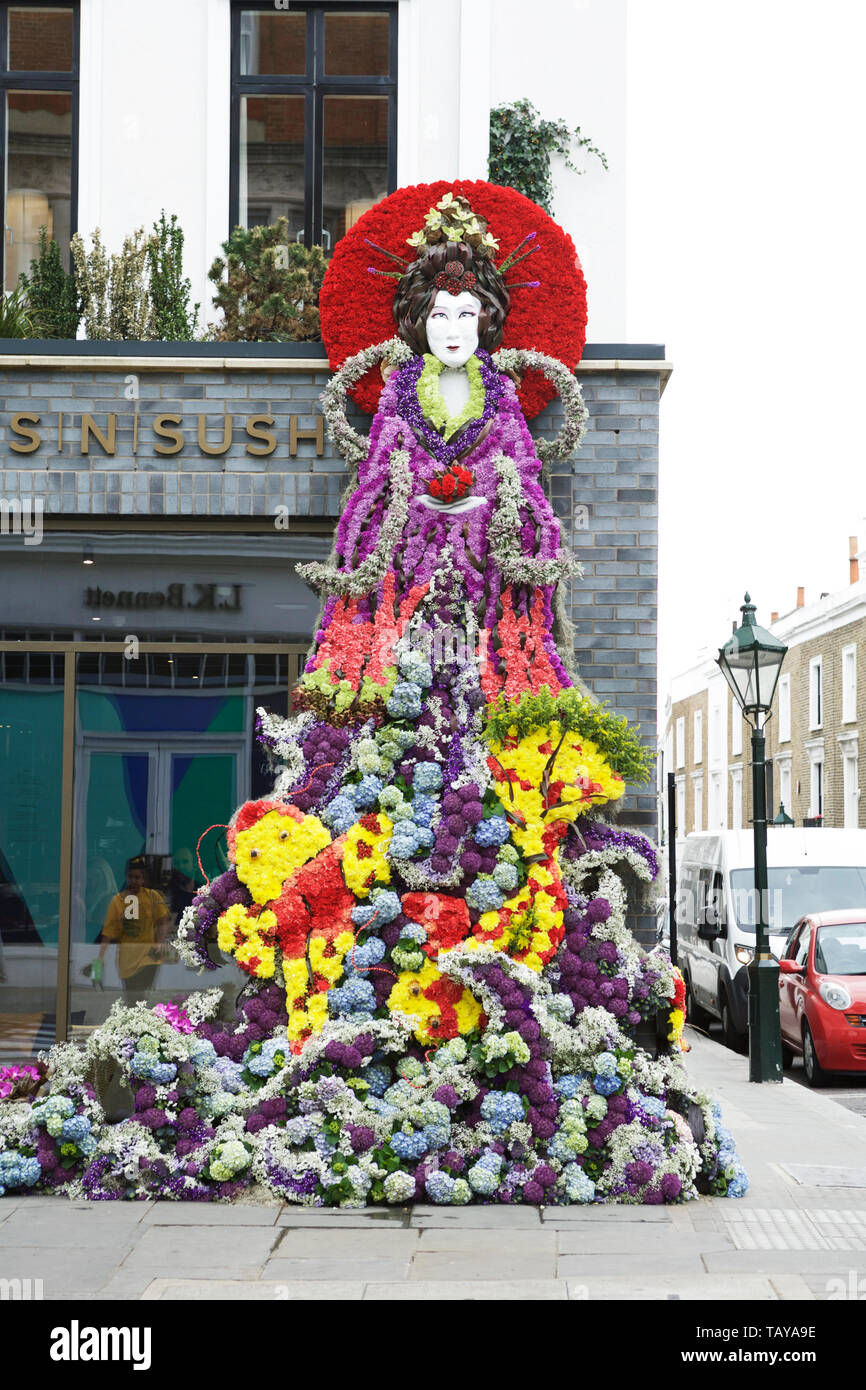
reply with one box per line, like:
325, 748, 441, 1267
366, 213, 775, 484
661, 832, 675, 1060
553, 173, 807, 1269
429, 463, 473, 501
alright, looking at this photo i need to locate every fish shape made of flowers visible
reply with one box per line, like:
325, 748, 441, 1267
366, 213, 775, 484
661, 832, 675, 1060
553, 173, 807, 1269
387, 959, 485, 1044
229, 799, 332, 904
486, 724, 624, 856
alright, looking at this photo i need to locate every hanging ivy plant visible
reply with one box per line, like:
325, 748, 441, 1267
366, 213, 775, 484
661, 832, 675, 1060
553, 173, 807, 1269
488, 98, 608, 214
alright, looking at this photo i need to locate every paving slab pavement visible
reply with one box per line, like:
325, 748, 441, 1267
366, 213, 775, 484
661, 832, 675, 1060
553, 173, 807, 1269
5, 1026, 866, 1301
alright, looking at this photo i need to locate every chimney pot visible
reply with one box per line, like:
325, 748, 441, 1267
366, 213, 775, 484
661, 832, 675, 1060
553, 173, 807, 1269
771, 611, 779, 623
850, 535, 859, 585
797, 586, 805, 608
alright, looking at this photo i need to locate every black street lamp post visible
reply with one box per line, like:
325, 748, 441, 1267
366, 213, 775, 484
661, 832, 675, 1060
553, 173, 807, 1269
716, 594, 789, 1083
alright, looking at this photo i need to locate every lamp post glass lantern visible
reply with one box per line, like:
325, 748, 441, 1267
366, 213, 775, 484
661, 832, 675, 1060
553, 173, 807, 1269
717, 594, 789, 1083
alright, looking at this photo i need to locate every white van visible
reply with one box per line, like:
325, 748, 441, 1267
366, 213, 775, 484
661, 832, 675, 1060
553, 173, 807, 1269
676, 829, 866, 1050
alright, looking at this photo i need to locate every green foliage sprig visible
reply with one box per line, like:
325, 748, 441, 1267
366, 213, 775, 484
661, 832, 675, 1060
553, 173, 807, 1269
488, 98, 608, 214
147, 211, 199, 341
208, 218, 326, 342
0, 284, 37, 337
17, 227, 79, 338
484, 686, 654, 785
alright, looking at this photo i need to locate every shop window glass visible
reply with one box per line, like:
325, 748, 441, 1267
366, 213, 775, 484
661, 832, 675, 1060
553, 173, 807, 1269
2, 4, 77, 291
69, 654, 288, 1039
0, 658, 64, 1061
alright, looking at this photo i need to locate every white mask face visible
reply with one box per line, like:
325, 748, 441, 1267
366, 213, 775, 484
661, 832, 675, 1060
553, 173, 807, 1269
425, 289, 481, 368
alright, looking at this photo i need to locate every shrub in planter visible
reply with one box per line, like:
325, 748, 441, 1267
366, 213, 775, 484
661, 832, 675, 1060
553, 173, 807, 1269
18, 227, 79, 338
147, 210, 200, 341
208, 218, 326, 342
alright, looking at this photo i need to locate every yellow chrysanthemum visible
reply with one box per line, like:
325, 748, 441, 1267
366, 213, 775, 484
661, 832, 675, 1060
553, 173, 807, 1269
342, 814, 393, 898
234, 809, 331, 905
215, 903, 278, 978
488, 725, 625, 849
387, 960, 483, 1044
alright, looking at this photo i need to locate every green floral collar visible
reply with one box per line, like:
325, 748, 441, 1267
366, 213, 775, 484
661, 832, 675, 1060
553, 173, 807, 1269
417, 353, 485, 441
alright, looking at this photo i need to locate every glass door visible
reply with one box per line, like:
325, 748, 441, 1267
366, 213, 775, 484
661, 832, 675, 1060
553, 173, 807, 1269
70, 737, 242, 1030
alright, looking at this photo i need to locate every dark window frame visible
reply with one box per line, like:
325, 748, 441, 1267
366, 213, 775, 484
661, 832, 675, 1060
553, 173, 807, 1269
229, 1, 397, 249
0, 0, 80, 290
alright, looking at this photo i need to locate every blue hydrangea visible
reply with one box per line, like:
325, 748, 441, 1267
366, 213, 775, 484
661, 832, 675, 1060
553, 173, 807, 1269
480, 1091, 525, 1134
244, 1037, 288, 1077
595, 1051, 619, 1076
474, 816, 510, 847
466, 877, 505, 912
593, 1072, 621, 1097
388, 824, 423, 858
352, 775, 384, 809
189, 1038, 217, 1068
555, 1073, 587, 1099
150, 1063, 177, 1086
411, 794, 438, 829
213, 1056, 246, 1093
414, 825, 435, 849
363, 1064, 391, 1097
32, 1095, 74, 1124
321, 795, 357, 835
399, 921, 427, 945
413, 761, 443, 793
399, 650, 433, 687
425, 1170, 456, 1203
329, 976, 376, 1016
725, 1165, 749, 1198
386, 682, 424, 720
467, 1149, 503, 1194
60, 1115, 91, 1142
563, 1164, 596, 1203
343, 937, 386, 974
390, 1129, 429, 1161
639, 1095, 668, 1124
492, 862, 519, 892
423, 1124, 450, 1150
0, 1151, 41, 1192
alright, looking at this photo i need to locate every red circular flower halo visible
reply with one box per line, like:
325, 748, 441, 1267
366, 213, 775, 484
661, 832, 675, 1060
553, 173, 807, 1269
318, 180, 588, 419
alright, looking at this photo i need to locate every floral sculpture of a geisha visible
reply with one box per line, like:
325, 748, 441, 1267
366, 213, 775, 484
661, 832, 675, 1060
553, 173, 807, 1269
0, 185, 746, 1209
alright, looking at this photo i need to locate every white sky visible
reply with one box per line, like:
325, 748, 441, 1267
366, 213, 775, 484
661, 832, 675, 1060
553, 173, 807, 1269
625, 0, 866, 704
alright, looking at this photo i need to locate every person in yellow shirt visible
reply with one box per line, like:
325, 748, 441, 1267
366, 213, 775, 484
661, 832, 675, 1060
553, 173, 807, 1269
98, 857, 172, 1003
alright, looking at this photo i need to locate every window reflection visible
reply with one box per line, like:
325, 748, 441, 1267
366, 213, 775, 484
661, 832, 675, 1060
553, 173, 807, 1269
324, 11, 389, 76
239, 94, 306, 236
8, 6, 74, 71
322, 95, 389, 250
5, 89, 72, 288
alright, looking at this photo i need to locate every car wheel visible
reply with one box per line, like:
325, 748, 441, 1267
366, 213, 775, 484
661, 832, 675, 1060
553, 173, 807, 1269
684, 972, 711, 1030
721, 993, 746, 1053
802, 1022, 827, 1087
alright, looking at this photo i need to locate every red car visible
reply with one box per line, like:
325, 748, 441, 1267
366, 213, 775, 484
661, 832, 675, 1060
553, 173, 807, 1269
779, 910, 866, 1085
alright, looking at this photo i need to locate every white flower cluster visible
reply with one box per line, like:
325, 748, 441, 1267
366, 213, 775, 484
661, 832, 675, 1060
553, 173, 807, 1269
320, 336, 416, 464
492, 347, 589, 466
488, 452, 581, 588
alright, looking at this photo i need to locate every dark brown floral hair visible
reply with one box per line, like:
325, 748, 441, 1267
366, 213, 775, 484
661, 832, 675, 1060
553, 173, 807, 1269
393, 242, 511, 355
